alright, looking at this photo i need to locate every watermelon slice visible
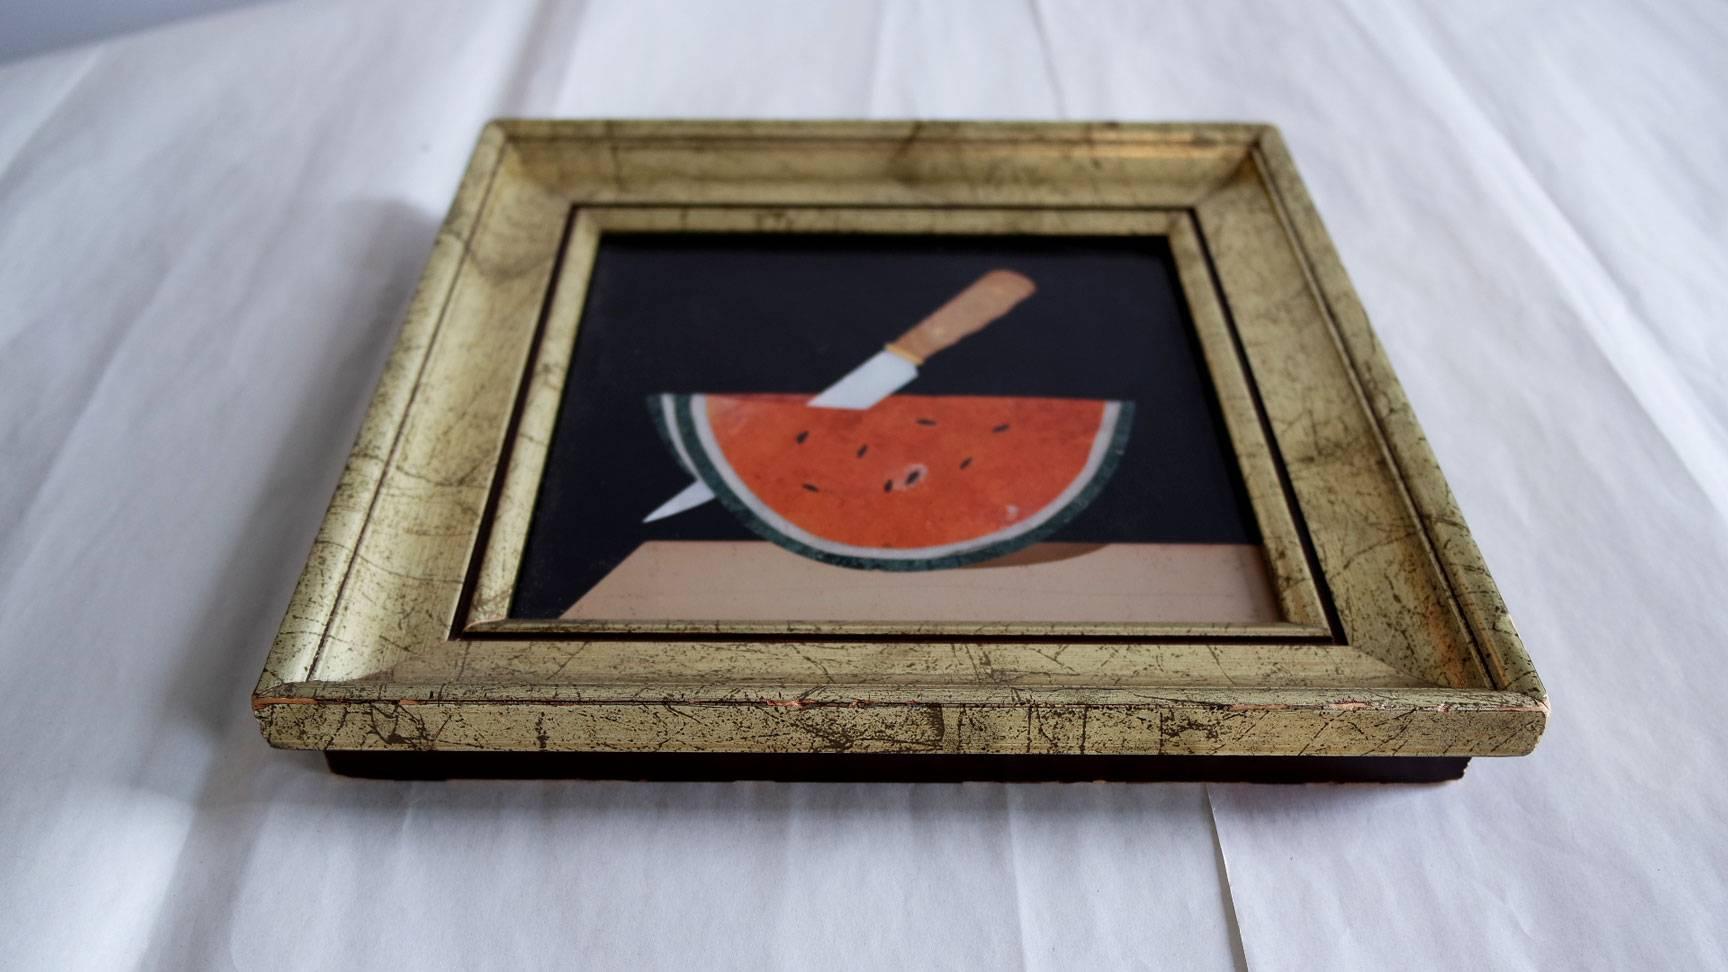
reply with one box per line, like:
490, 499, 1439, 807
650, 392, 1134, 571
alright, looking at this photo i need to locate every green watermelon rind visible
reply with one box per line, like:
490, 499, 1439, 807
651, 392, 1135, 572
646, 393, 697, 476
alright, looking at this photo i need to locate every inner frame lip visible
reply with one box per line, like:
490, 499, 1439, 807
459, 203, 1339, 645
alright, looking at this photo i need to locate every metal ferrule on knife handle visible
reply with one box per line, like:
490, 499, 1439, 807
883, 342, 926, 366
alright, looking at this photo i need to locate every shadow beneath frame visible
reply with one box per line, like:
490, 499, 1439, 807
324, 751, 1471, 784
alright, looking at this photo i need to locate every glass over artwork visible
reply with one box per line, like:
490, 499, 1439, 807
510, 232, 1278, 625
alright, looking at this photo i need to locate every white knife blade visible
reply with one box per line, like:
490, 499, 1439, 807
805, 349, 919, 409
642, 479, 717, 523
642, 269, 1034, 523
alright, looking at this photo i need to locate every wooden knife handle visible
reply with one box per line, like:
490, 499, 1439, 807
885, 269, 1036, 365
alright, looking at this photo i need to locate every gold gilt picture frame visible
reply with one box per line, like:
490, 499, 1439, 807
253, 121, 1546, 781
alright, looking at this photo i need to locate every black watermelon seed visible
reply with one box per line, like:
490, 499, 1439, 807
960, 457, 973, 470
992, 423, 1010, 433
883, 480, 893, 493
856, 444, 868, 458
802, 483, 820, 492
795, 430, 809, 444
915, 418, 937, 427
905, 469, 922, 486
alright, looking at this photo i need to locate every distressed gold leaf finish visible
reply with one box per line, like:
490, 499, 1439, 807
253, 121, 1546, 760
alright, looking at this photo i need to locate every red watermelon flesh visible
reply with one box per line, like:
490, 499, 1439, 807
652, 392, 1133, 570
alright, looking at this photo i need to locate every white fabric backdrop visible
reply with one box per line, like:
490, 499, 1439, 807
1, 2, 1723, 968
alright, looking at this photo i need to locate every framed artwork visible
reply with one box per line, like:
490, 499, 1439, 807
254, 121, 1547, 780
498, 224, 1292, 630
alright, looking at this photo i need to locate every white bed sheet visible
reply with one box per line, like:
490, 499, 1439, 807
0, 1, 1722, 968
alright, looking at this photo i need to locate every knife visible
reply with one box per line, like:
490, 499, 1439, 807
643, 269, 1037, 522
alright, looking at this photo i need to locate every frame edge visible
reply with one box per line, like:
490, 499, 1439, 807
1249, 126, 1548, 711
251, 122, 510, 696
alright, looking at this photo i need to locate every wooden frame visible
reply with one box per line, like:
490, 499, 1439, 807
253, 121, 1546, 770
